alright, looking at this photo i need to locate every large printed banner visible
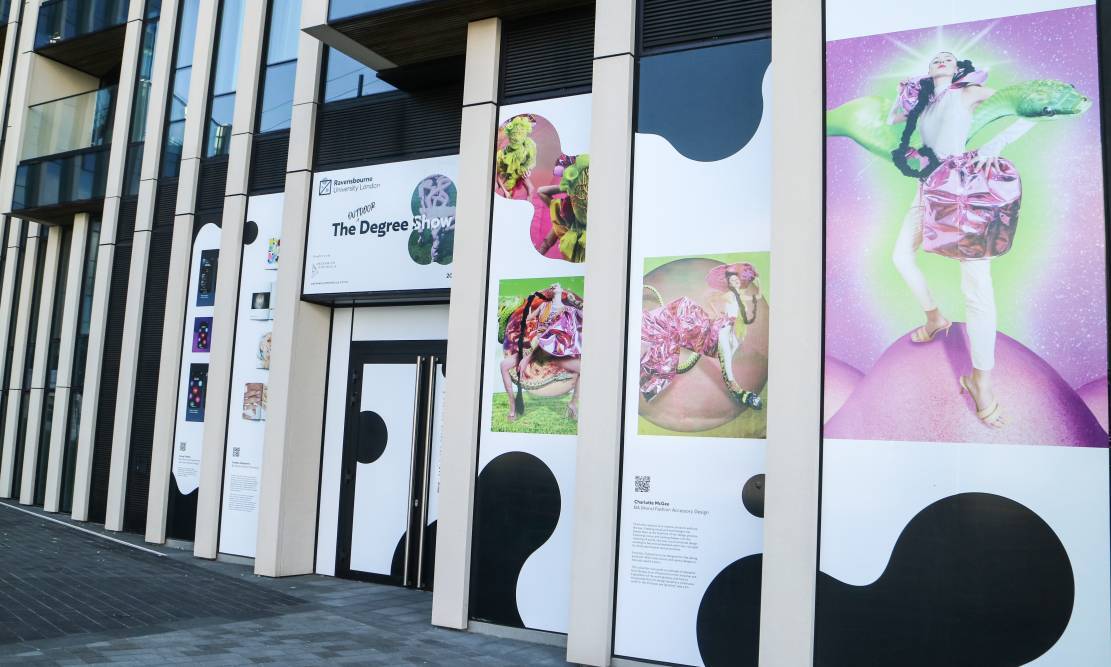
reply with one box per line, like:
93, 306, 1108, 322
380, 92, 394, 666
470, 94, 590, 633
171, 224, 220, 498
304, 155, 458, 298
821, 1, 1110, 664
613, 39, 771, 667
218, 193, 284, 558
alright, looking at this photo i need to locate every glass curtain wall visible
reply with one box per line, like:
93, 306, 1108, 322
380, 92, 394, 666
256, 0, 301, 134
161, 0, 200, 178
203, 0, 245, 158
321, 47, 394, 104
122, 4, 160, 195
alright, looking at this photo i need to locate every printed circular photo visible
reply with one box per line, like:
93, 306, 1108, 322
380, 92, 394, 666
493, 114, 588, 263
408, 174, 457, 266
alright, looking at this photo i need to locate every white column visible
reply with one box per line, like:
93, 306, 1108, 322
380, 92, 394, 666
105, 0, 213, 532
43, 214, 90, 512
75, 0, 179, 523
193, 0, 268, 558
0, 0, 40, 214
253, 3, 330, 576
758, 0, 823, 665
0, 224, 41, 497
565, 0, 635, 663
19, 224, 63, 504
430, 17, 501, 629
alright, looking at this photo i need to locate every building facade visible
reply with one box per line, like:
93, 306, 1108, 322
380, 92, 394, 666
0, 0, 1107, 665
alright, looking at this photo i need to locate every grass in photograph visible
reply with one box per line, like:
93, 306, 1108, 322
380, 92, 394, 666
491, 392, 578, 435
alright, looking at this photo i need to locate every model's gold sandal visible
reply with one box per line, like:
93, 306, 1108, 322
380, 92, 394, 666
911, 320, 951, 343
960, 376, 1004, 428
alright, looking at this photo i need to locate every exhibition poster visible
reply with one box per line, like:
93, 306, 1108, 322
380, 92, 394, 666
820, 1, 1110, 664
470, 94, 591, 633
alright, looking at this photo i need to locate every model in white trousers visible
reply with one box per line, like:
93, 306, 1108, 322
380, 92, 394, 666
892, 195, 997, 372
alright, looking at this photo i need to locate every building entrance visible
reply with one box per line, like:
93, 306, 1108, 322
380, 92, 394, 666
335, 340, 445, 591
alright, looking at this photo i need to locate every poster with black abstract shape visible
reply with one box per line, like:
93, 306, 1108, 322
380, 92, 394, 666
196, 249, 218, 307
171, 223, 220, 496
821, 1, 1109, 663
304, 155, 458, 298
471, 93, 591, 634
219, 193, 284, 558
185, 363, 208, 422
613, 39, 771, 666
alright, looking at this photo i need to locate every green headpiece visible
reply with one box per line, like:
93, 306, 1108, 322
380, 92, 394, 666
497, 296, 525, 344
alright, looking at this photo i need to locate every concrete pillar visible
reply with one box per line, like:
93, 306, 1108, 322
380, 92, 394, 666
42, 214, 90, 512
74, 0, 180, 522
0, 219, 19, 467
564, 0, 636, 663
252, 0, 329, 576
0, 223, 41, 497
18, 224, 63, 504
104, 0, 213, 532
757, 0, 823, 664
0, 0, 40, 214
192, 0, 267, 558
430, 17, 501, 629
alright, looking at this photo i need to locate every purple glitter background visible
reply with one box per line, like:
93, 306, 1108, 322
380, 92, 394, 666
825, 5, 1107, 389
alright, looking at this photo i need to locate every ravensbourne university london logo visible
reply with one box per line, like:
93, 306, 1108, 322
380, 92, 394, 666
318, 178, 333, 196
408, 174, 457, 266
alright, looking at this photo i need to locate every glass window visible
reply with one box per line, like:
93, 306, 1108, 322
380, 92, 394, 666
161, 0, 200, 178
267, 0, 300, 64
256, 0, 301, 133
130, 20, 159, 143
323, 47, 395, 104
258, 61, 297, 133
205, 0, 245, 157
328, 0, 407, 21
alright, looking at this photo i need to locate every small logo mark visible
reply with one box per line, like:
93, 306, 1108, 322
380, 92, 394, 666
318, 179, 333, 196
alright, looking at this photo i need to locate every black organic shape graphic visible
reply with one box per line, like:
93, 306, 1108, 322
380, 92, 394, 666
242, 220, 259, 245
469, 452, 561, 628
695, 494, 1074, 667
355, 410, 388, 464
638, 39, 770, 162
742, 474, 765, 518
696, 554, 762, 667
815, 493, 1073, 667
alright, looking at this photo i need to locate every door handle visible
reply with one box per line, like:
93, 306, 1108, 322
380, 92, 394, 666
416, 355, 437, 589
402, 356, 424, 588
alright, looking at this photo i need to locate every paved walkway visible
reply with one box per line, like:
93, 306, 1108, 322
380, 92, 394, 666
0, 501, 567, 666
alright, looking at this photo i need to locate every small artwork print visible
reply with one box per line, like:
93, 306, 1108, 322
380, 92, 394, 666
196, 250, 219, 307
492, 276, 584, 435
494, 114, 589, 263
242, 382, 267, 421
250, 283, 273, 321
257, 331, 272, 370
192, 317, 213, 353
409, 174, 456, 266
638, 253, 770, 438
185, 364, 209, 422
266, 238, 280, 269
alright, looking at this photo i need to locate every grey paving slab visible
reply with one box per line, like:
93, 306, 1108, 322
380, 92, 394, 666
0, 502, 568, 666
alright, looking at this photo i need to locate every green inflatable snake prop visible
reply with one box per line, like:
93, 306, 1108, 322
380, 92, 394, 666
826, 79, 1092, 160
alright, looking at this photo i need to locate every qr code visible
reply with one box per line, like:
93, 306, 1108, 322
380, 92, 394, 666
634, 476, 651, 493
178, 442, 186, 452
232, 447, 241, 458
